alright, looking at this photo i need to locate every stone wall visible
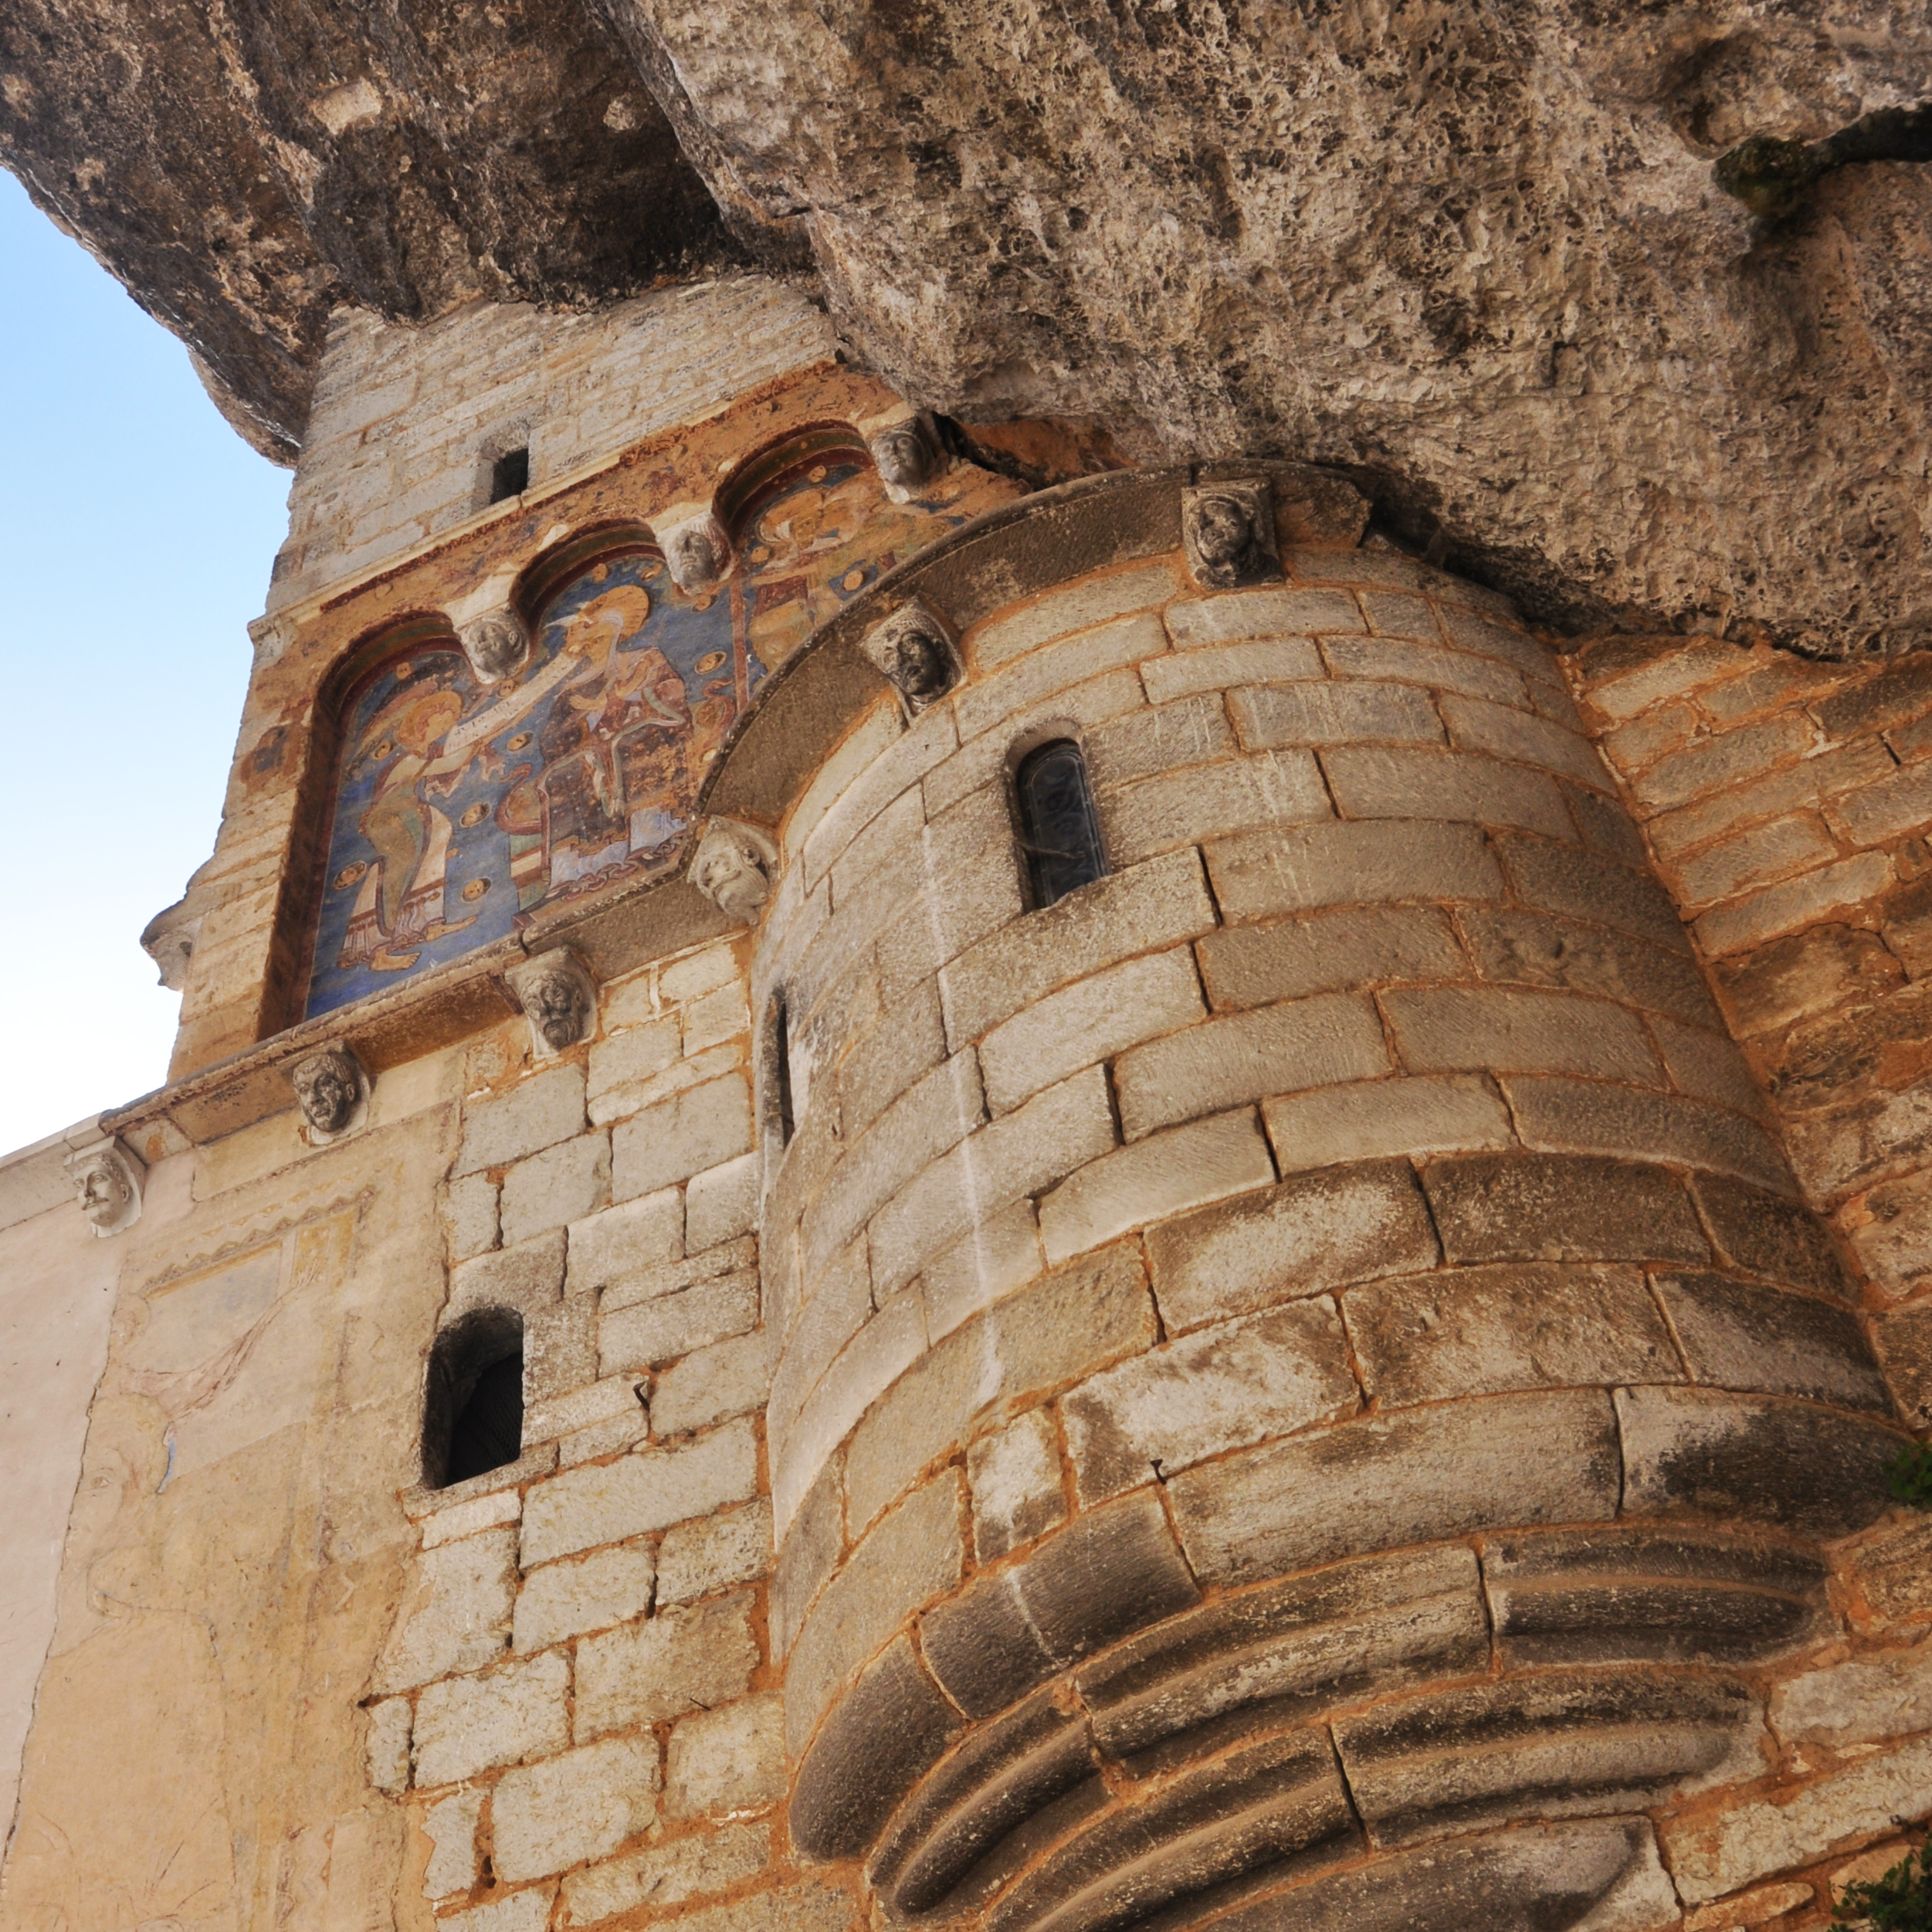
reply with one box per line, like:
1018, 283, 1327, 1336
267, 281, 839, 615
1568, 638, 1932, 1436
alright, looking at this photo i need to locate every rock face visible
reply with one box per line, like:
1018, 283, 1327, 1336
2, 0, 1926, 649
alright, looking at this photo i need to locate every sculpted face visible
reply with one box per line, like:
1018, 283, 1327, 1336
666, 522, 724, 593
293, 1051, 361, 1134
1194, 492, 1253, 568
527, 970, 590, 1052
863, 601, 958, 713
873, 425, 932, 491
76, 1156, 130, 1228
693, 833, 773, 924
461, 609, 528, 682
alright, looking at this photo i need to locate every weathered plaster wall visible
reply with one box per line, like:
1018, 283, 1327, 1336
269, 280, 840, 614
0, 1137, 122, 1844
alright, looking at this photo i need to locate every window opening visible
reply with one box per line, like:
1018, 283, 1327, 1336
1015, 739, 1107, 908
490, 447, 530, 503
764, 991, 796, 1147
446, 1351, 524, 1484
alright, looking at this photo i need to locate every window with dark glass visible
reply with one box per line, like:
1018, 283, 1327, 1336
1015, 738, 1107, 908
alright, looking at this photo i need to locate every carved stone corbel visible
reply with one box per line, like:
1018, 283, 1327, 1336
458, 606, 530, 684
689, 819, 780, 926
1182, 479, 1282, 591
660, 510, 733, 596
289, 1043, 370, 1143
66, 1137, 144, 1237
860, 598, 961, 717
506, 947, 598, 1058
868, 410, 950, 503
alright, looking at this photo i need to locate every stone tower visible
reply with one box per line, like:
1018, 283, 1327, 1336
2, 17, 1931, 1932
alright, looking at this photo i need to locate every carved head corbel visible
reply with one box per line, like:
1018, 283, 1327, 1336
506, 947, 598, 1058
860, 598, 961, 717
66, 1137, 144, 1237
1182, 479, 1282, 591
689, 819, 780, 926
289, 1043, 369, 1142
868, 411, 949, 503
660, 511, 733, 597
458, 606, 531, 684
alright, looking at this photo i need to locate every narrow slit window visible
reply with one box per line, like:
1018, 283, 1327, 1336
764, 991, 796, 1148
446, 1351, 524, 1484
490, 447, 530, 503
1015, 738, 1107, 908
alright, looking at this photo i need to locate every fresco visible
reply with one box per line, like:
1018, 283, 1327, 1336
304, 446, 1019, 1019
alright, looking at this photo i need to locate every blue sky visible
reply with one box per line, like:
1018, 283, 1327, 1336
0, 171, 292, 1153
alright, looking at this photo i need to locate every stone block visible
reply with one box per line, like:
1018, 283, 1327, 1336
444, 1172, 500, 1261
839, 973, 948, 1140
919, 1491, 1202, 1718
939, 849, 1216, 1048
1100, 751, 1331, 864
829, 788, 927, 908
560, 1817, 769, 1927
1038, 1109, 1276, 1265
524, 1374, 646, 1447
1651, 1273, 1889, 1410
1141, 636, 1327, 705
1648, 740, 1893, 863
954, 612, 1164, 741
1503, 1076, 1792, 1194
869, 1066, 1117, 1296
1382, 985, 1661, 1084
447, 1230, 565, 1322
373, 1527, 517, 1693
653, 1331, 770, 1436
589, 1042, 741, 1130
1772, 1639, 1932, 1747
1266, 1076, 1513, 1174
1114, 995, 1388, 1141
790, 1639, 966, 1865
1652, 1015, 1771, 1120
1694, 1176, 1851, 1299
1813, 656, 1932, 742
920, 1198, 1044, 1339
1696, 852, 1893, 958
1205, 819, 1503, 922
1665, 1734, 1932, 1904
1564, 778, 1647, 862
1345, 1262, 1680, 1407
598, 1268, 759, 1372
684, 1151, 758, 1252
422, 1788, 483, 1897
798, 703, 954, 886
659, 1500, 773, 1607
525, 1293, 598, 1405
666, 1692, 786, 1817
520, 1418, 758, 1566
1676, 815, 1837, 911
660, 943, 742, 1006
1496, 838, 1689, 953
922, 670, 1144, 821
1167, 1388, 1620, 1584
612, 1075, 754, 1202
1439, 693, 1612, 791
1632, 714, 1813, 813
412, 1649, 571, 1788
437, 1884, 556, 1932
1168, 586, 1363, 643
1422, 1152, 1707, 1264
971, 563, 1181, 672
416, 1488, 523, 1559
1851, 1168, 1932, 1300
1322, 745, 1572, 839
978, 947, 1205, 1116
1197, 906, 1464, 1009
768, 1238, 873, 1450
968, 1410, 1068, 1561
365, 1696, 411, 1795
682, 981, 751, 1055
493, 1735, 660, 1882
575, 1591, 760, 1739
1616, 1385, 1903, 1539
456, 1065, 587, 1175
566, 1188, 683, 1296
1147, 1158, 1439, 1334
500, 1132, 611, 1246
1459, 906, 1720, 1028
514, 1541, 656, 1651
1229, 678, 1442, 749
1086, 691, 1235, 787
842, 1246, 1156, 1534
1876, 1302, 1932, 1427
773, 1461, 844, 1660
1322, 633, 1525, 705
1065, 1298, 1358, 1503
1334, 1669, 1763, 1848
1851, 1514, 1932, 1622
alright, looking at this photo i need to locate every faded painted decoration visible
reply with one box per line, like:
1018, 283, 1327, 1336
306, 551, 751, 1017
303, 442, 1016, 1018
